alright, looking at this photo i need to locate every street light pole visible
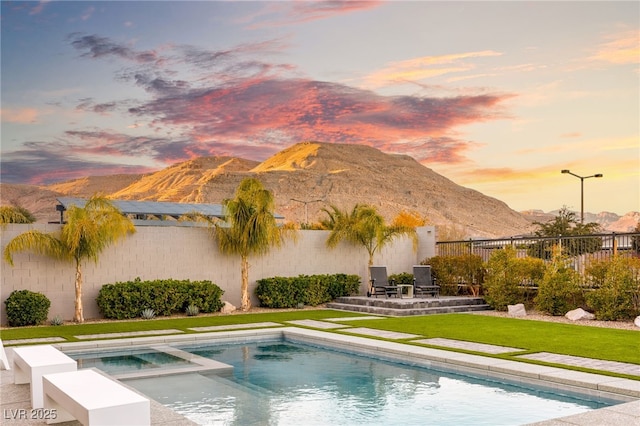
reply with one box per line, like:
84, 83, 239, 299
290, 198, 323, 225
561, 169, 603, 223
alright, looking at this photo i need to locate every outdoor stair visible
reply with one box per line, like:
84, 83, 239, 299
326, 296, 492, 317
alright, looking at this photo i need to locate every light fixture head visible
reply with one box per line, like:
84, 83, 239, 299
595, 174, 603, 178
561, 169, 570, 174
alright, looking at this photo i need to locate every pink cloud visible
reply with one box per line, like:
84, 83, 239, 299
136, 78, 512, 160
244, 1, 382, 29
0, 108, 39, 123
2, 32, 516, 185
589, 30, 640, 65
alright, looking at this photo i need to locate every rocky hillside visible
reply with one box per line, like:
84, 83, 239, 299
1, 142, 539, 238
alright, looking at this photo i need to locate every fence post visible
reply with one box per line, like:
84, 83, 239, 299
612, 232, 617, 257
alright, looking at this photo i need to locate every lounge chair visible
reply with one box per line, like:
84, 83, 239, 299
368, 266, 399, 298
413, 265, 439, 298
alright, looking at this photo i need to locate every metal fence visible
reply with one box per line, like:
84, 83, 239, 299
436, 232, 640, 276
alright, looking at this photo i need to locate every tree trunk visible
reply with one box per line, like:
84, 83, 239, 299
241, 255, 251, 311
74, 259, 84, 323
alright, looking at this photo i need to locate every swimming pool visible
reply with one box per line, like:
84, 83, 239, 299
63, 328, 632, 426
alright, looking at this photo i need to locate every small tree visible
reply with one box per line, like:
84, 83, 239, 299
528, 207, 602, 259
214, 178, 295, 311
322, 204, 417, 267
3, 195, 135, 322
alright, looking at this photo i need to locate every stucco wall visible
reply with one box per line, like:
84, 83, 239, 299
0, 224, 435, 324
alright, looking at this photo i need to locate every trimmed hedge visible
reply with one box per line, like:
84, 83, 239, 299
97, 278, 224, 319
5, 290, 51, 327
256, 274, 360, 308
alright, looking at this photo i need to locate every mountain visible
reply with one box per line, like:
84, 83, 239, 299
110, 157, 259, 201
609, 211, 640, 232
0, 183, 64, 224
1, 142, 538, 238
520, 209, 639, 232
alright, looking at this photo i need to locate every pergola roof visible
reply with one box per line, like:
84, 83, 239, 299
56, 197, 226, 220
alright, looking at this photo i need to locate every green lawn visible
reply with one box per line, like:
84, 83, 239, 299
2, 310, 638, 379
345, 314, 640, 364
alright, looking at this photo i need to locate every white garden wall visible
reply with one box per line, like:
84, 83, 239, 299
0, 224, 435, 325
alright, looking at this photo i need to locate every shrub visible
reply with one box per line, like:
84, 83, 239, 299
423, 256, 458, 295
483, 246, 545, 311
534, 248, 583, 315
327, 274, 361, 300
389, 272, 413, 285
50, 315, 64, 326
140, 308, 156, 319
185, 304, 200, 316
97, 278, 224, 320
423, 254, 485, 295
5, 290, 51, 327
256, 274, 360, 308
586, 256, 640, 320
255, 277, 306, 308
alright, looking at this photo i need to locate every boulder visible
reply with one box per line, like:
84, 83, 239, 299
565, 308, 595, 321
507, 303, 527, 317
634, 316, 640, 328
221, 301, 237, 314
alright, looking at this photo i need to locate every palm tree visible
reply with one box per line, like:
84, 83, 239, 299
0, 205, 36, 226
3, 195, 135, 322
322, 204, 417, 267
214, 178, 295, 311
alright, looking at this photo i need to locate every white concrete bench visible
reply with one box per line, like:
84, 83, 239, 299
43, 369, 150, 425
0, 339, 10, 370
12, 345, 77, 408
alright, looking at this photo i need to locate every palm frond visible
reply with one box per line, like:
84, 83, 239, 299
324, 203, 418, 264
0, 206, 36, 225
60, 195, 135, 263
3, 230, 70, 265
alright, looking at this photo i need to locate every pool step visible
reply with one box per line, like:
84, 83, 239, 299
326, 296, 492, 316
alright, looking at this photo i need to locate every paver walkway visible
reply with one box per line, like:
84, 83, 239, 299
286, 319, 349, 329
323, 316, 385, 321
343, 327, 421, 340
519, 352, 640, 376
75, 329, 184, 340
2, 337, 66, 346
189, 322, 281, 332
413, 338, 525, 354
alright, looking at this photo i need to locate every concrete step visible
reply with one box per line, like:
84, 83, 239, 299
326, 301, 492, 317
332, 296, 487, 309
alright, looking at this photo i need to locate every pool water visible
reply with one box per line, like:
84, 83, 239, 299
68, 348, 192, 375
103, 340, 614, 426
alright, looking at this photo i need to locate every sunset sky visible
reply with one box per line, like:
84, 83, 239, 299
1, 1, 638, 216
